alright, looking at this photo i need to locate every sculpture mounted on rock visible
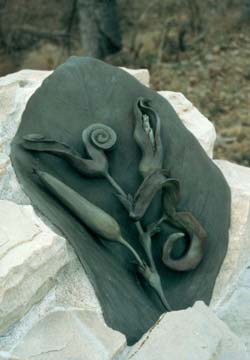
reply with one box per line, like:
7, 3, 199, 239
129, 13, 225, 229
10, 57, 231, 345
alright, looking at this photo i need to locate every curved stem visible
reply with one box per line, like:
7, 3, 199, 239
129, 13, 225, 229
105, 173, 127, 197
135, 221, 156, 272
118, 236, 145, 269
135, 221, 172, 311
152, 274, 172, 311
156, 215, 167, 227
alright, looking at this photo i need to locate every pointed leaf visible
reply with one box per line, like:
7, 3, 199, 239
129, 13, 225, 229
116, 193, 133, 212
22, 134, 107, 177
131, 169, 178, 221
162, 179, 180, 217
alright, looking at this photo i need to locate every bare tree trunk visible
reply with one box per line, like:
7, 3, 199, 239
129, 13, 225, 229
241, 0, 250, 22
77, 0, 122, 59
186, 0, 203, 34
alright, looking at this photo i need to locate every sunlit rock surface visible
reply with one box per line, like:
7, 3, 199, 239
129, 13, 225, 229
159, 90, 216, 158
0, 200, 68, 335
128, 302, 248, 360
12, 309, 126, 360
212, 160, 250, 305
211, 160, 250, 355
216, 267, 250, 355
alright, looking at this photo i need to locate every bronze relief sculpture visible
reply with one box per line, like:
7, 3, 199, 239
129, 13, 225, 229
11, 57, 231, 344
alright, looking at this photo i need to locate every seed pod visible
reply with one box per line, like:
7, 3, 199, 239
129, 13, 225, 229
37, 170, 122, 241
133, 97, 163, 178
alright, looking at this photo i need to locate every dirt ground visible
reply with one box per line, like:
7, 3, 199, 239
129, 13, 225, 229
150, 29, 250, 165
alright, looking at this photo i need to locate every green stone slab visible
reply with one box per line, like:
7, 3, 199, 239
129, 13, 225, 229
10, 57, 231, 345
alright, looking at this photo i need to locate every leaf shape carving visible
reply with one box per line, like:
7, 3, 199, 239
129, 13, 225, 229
22, 124, 117, 178
130, 170, 179, 221
36, 170, 146, 268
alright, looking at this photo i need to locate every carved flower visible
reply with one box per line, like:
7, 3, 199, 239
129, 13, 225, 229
117, 169, 179, 221
133, 97, 163, 178
22, 123, 117, 178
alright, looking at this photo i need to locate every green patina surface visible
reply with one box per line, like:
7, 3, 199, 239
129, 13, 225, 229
10, 57, 231, 345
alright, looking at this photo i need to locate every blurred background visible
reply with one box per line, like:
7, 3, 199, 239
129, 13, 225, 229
0, 0, 249, 165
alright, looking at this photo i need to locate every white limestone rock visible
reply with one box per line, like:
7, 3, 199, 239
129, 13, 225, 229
0, 200, 68, 335
216, 266, 250, 356
0, 70, 48, 205
128, 301, 248, 360
209, 160, 250, 356
211, 160, 250, 306
0, 247, 103, 353
121, 67, 150, 87
159, 91, 216, 158
12, 309, 126, 360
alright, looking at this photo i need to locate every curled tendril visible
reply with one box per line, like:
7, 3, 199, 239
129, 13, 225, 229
82, 123, 117, 151
21, 123, 117, 178
161, 182, 206, 271
162, 214, 206, 272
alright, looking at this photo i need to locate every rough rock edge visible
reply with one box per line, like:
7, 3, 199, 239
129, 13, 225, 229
0, 201, 69, 335
127, 301, 248, 360
159, 90, 216, 158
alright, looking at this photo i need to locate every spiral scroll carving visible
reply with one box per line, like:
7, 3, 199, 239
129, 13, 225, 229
82, 123, 117, 151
